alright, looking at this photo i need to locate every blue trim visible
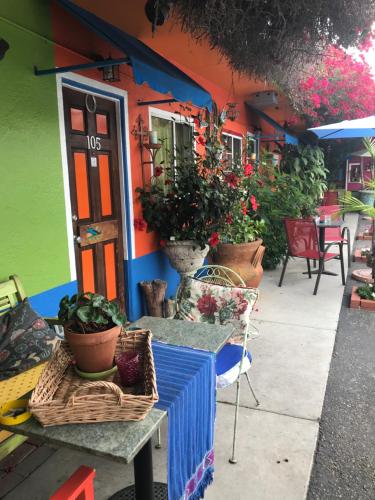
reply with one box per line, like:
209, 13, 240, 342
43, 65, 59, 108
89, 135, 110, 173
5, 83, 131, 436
246, 102, 298, 142
62, 77, 134, 316
58, 0, 212, 110
29, 281, 78, 316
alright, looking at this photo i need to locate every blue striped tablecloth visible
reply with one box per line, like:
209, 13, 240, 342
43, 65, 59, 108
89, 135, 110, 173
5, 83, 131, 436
153, 341, 216, 500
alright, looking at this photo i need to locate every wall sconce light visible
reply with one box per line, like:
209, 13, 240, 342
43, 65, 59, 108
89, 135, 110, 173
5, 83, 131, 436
100, 59, 120, 82
226, 102, 240, 122
0, 39, 10, 61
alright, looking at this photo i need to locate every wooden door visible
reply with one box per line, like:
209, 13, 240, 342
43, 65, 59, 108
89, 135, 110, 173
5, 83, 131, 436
63, 87, 125, 310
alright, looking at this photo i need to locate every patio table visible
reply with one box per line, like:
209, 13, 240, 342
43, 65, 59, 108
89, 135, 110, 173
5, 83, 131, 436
0, 316, 234, 500
303, 219, 344, 277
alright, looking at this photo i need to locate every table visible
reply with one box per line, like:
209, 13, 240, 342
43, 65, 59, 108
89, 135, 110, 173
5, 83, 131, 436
0, 317, 234, 500
304, 219, 344, 277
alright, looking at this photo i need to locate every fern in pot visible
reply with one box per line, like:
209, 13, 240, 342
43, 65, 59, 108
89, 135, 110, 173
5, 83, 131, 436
58, 293, 126, 373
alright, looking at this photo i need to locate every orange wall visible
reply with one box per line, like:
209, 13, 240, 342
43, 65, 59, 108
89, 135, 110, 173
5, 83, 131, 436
51, 2, 286, 259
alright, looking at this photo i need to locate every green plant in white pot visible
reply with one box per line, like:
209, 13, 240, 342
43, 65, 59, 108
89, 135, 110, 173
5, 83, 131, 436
359, 138, 375, 208
58, 293, 126, 373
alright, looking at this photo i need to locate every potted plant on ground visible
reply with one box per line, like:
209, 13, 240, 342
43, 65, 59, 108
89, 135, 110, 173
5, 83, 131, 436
359, 138, 375, 209
208, 159, 266, 287
58, 293, 126, 373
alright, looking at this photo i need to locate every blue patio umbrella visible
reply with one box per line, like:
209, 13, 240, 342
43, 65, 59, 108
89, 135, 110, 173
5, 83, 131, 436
309, 115, 375, 139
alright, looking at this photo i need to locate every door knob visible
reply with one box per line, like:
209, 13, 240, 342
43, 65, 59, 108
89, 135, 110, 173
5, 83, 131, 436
74, 235, 82, 244
72, 214, 78, 222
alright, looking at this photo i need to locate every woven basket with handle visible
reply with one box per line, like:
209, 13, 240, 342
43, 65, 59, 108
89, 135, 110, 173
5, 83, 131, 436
29, 329, 158, 427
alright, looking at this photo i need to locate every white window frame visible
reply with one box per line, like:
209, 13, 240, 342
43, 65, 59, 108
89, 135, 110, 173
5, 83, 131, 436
148, 107, 194, 174
222, 132, 243, 164
246, 131, 259, 161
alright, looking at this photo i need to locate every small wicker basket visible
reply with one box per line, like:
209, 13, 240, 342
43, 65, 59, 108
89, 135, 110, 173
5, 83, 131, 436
29, 329, 158, 427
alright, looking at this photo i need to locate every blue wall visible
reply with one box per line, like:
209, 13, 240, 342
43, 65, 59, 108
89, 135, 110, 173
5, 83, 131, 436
29, 250, 179, 321
125, 250, 180, 321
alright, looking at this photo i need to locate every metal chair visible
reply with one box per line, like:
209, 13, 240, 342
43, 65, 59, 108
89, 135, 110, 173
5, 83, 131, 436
278, 218, 346, 295
322, 190, 339, 206
174, 264, 260, 464
317, 205, 351, 266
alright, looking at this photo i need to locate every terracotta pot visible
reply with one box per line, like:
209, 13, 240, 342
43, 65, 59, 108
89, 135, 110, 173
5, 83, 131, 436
209, 239, 265, 288
163, 240, 209, 276
65, 325, 121, 373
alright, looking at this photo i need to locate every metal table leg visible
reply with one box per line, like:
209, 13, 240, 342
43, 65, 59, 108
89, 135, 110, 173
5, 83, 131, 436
109, 439, 168, 500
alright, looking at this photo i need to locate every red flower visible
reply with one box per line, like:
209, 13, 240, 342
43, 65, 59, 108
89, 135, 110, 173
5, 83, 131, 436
208, 232, 220, 247
244, 163, 254, 176
224, 172, 240, 188
154, 166, 163, 177
241, 201, 247, 216
250, 195, 259, 211
197, 293, 218, 316
194, 117, 201, 128
197, 135, 206, 146
134, 217, 147, 231
225, 214, 234, 224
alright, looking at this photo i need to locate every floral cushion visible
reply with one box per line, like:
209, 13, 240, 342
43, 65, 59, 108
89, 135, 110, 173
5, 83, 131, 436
0, 300, 58, 381
175, 277, 258, 343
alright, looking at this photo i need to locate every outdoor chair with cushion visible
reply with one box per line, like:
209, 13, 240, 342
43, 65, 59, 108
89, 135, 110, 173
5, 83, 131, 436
174, 265, 260, 464
0, 275, 60, 460
278, 218, 346, 295
317, 204, 351, 266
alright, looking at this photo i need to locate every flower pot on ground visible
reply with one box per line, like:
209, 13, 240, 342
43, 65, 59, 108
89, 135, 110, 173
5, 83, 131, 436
58, 293, 126, 373
163, 240, 209, 276
208, 179, 266, 287
209, 239, 265, 288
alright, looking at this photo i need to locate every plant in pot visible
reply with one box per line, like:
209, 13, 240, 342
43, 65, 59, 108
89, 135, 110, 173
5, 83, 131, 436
208, 159, 266, 287
136, 104, 235, 277
359, 138, 375, 209
340, 193, 375, 284
58, 293, 126, 374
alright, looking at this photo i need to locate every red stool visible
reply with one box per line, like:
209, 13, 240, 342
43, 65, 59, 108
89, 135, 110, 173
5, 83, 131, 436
50, 465, 96, 500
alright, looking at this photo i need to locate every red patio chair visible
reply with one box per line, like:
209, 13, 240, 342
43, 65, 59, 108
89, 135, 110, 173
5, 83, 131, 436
317, 205, 351, 267
50, 465, 96, 500
278, 218, 345, 295
321, 191, 339, 206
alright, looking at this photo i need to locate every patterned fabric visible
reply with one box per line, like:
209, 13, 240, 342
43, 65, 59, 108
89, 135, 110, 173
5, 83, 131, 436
175, 276, 258, 343
0, 300, 58, 381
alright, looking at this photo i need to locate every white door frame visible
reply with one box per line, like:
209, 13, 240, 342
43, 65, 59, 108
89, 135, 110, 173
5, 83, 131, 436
56, 72, 135, 283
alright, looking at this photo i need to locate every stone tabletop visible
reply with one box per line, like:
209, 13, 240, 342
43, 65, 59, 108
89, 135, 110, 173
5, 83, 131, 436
1, 317, 233, 464
0, 408, 166, 464
133, 316, 234, 354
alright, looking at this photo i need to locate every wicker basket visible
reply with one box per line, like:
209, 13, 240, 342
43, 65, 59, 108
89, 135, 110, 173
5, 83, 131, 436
29, 329, 158, 427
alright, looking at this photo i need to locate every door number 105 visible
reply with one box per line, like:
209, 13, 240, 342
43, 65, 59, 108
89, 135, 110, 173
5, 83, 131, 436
86, 135, 102, 151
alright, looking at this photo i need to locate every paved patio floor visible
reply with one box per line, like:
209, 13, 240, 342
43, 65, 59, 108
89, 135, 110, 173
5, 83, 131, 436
0, 214, 358, 500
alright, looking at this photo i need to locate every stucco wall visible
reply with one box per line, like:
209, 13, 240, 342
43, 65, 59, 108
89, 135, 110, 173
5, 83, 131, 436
0, 0, 71, 297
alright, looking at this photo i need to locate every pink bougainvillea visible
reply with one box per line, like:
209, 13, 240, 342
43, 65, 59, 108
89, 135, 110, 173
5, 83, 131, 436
296, 37, 375, 125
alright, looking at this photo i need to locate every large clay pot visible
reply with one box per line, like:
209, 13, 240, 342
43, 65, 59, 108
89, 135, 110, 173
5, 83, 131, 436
163, 240, 209, 276
65, 325, 121, 373
209, 239, 265, 288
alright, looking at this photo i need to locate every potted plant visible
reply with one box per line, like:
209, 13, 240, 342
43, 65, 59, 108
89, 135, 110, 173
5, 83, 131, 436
58, 293, 126, 373
359, 138, 375, 209
136, 105, 236, 277
208, 159, 266, 287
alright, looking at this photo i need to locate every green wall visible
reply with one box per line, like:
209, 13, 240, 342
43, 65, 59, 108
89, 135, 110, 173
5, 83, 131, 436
0, 0, 71, 296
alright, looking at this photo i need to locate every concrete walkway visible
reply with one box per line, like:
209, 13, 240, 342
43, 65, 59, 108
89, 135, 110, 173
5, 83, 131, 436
0, 214, 358, 500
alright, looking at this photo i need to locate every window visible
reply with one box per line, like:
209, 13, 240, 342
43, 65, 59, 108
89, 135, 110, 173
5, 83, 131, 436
246, 132, 259, 162
222, 132, 242, 165
150, 109, 193, 180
